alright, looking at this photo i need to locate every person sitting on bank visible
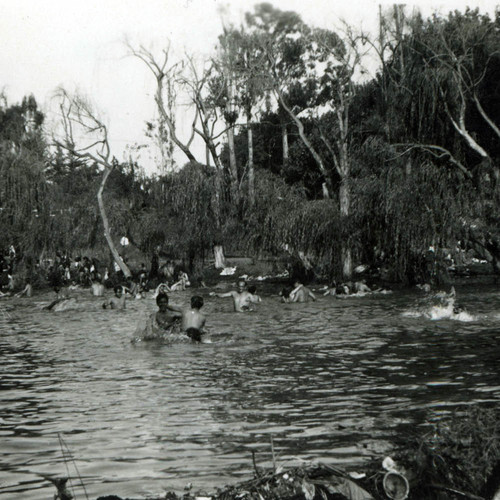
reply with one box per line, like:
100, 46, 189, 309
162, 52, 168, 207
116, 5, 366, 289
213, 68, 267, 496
15, 279, 33, 298
322, 280, 337, 296
210, 280, 256, 312
153, 282, 171, 298
336, 283, 351, 296
123, 278, 143, 299
103, 285, 126, 309
170, 271, 190, 291
138, 263, 148, 286
90, 279, 105, 297
353, 280, 371, 294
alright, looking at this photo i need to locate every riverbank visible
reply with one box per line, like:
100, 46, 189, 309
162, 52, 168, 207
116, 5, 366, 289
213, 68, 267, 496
199, 257, 499, 290
45, 408, 499, 500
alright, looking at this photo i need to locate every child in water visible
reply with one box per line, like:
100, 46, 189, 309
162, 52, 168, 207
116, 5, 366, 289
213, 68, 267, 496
167, 295, 207, 342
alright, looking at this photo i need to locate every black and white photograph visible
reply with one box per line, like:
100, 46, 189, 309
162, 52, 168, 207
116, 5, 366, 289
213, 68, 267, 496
0, 1, 499, 499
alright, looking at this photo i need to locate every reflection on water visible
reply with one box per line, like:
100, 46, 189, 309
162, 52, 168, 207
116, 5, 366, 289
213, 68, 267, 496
0, 284, 499, 499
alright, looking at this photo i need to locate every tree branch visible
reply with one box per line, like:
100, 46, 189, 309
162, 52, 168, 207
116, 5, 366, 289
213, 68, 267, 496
391, 143, 472, 178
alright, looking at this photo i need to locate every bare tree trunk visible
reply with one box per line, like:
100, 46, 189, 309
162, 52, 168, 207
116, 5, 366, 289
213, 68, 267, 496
226, 125, 239, 202
339, 178, 352, 279
213, 244, 226, 269
473, 94, 500, 141
157, 76, 177, 174
55, 88, 132, 279
449, 106, 490, 160
279, 95, 334, 197
97, 166, 132, 278
213, 166, 223, 227
225, 75, 239, 204
247, 121, 255, 208
281, 122, 289, 165
206, 144, 211, 167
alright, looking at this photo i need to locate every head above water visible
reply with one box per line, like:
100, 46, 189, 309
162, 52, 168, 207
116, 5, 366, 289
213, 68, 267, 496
237, 280, 246, 291
114, 286, 122, 295
156, 292, 169, 306
191, 295, 203, 309
248, 285, 257, 294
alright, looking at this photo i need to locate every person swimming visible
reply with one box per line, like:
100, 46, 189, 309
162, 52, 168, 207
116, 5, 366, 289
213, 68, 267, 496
279, 287, 292, 303
44, 286, 72, 311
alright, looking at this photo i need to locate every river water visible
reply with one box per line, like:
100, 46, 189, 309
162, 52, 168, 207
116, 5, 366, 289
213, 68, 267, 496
0, 282, 499, 499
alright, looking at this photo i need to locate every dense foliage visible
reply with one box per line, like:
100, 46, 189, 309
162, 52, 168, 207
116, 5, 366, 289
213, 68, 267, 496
1, 5, 499, 283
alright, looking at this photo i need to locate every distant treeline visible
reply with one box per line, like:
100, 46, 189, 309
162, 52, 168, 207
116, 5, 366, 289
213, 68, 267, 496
1, 4, 499, 283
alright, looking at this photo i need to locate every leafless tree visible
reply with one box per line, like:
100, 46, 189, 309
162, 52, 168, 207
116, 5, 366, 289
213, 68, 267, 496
53, 88, 132, 278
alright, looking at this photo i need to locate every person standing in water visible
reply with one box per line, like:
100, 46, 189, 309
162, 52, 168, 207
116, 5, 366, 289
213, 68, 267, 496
152, 293, 182, 330
136, 292, 182, 341
103, 286, 126, 309
210, 280, 256, 312
247, 285, 262, 303
167, 295, 207, 342
289, 281, 316, 302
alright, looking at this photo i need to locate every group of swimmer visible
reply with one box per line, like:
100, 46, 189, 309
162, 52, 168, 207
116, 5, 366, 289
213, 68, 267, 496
135, 279, 312, 343
137, 280, 261, 343
138, 277, 397, 343
141, 293, 206, 342
279, 279, 390, 302
5, 258, 469, 341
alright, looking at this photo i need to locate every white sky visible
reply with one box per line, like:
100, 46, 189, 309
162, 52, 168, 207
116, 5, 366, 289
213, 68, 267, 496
1, 0, 497, 174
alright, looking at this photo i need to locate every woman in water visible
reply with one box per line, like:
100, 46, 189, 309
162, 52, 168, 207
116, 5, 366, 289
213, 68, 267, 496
138, 293, 182, 341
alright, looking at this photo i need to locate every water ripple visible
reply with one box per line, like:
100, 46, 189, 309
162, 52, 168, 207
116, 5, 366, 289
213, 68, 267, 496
0, 285, 499, 498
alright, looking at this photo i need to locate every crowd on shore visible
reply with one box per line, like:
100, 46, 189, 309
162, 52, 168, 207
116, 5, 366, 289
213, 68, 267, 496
0, 247, 199, 298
